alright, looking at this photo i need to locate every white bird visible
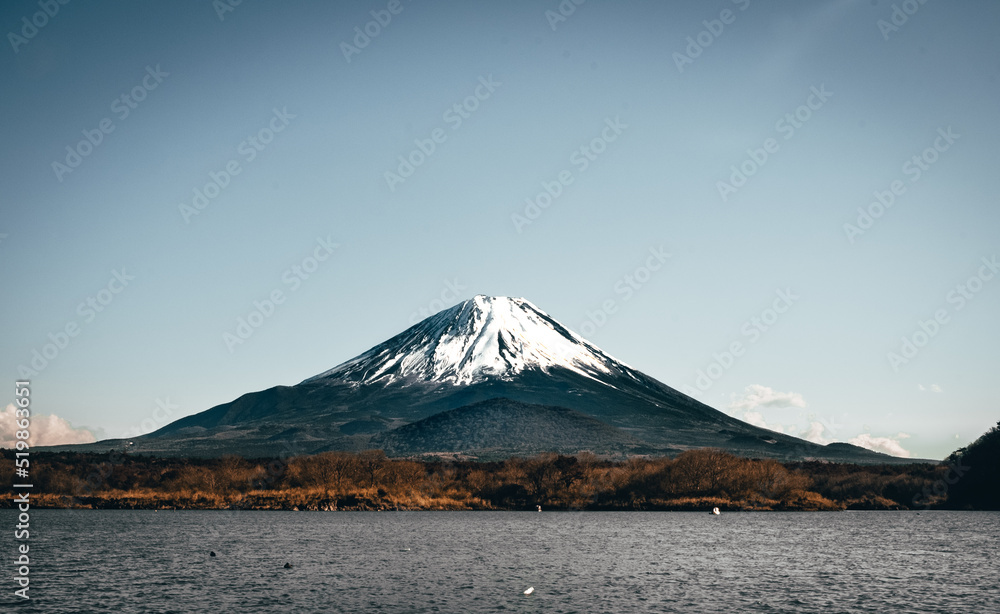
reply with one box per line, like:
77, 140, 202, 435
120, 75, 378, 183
712, 507, 721, 515
523, 587, 534, 595
536, 505, 542, 512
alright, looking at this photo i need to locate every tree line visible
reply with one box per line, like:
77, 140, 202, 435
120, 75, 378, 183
3, 446, 984, 511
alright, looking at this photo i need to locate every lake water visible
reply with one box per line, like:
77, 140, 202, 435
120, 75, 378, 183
1, 510, 997, 613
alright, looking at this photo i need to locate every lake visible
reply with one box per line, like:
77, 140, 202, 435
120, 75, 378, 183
1, 510, 997, 613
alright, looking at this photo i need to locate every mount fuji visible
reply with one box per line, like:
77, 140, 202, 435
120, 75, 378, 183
64, 296, 908, 462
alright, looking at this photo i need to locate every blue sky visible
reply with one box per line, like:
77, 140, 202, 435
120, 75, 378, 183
1, 0, 998, 459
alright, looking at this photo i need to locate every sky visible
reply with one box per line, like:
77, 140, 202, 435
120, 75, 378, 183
1, 0, 998, 460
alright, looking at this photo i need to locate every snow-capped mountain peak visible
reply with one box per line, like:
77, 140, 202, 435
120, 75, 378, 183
305, 295, 633, 386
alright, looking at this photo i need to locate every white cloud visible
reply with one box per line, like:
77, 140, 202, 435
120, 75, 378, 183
727, 386, 850, 446
931, 384, 943, 393
729, 384, 806, 412
741, 411, 785, 433
918, 384, 944, 393
848, 432, 912, 458
727, 385, 810, 434
801, 421, 834, 445
0, 404, 97, 448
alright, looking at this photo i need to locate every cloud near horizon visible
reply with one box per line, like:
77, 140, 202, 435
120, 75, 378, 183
0, 404, 97, 448
728, 387, 914, 457
729, 384, 807, 412
800, 421, 834, 445
848, 432, 912, 458
726, 385, 809, 436
738, 410, 783, 433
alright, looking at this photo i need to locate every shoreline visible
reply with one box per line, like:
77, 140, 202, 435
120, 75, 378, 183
1, 491, 913, 512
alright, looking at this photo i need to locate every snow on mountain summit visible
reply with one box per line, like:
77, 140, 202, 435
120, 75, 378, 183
305, 295, 634, 386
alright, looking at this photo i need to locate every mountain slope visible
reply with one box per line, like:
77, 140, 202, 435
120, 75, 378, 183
370, 398, 650, 458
